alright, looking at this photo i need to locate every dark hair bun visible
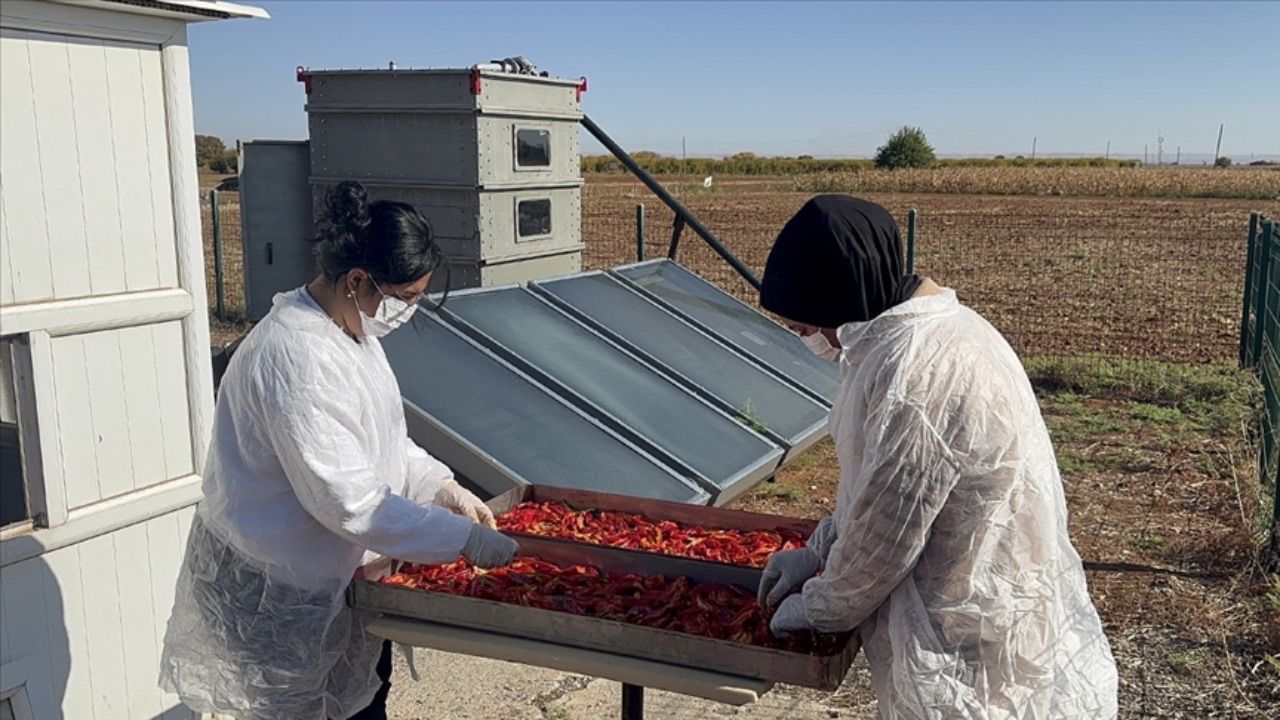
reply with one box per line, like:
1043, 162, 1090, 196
313, 179, 445, 287
326, 180, 370, 234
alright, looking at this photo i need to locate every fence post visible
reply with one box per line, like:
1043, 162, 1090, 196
1272, 454, 1279, 568
636, 204, 646, 262
667, 216, 686, 260
1253, 220, 1273, 373
1241, 212, 1259, 368
906, 209, 918, 274
211, 189, 225, 321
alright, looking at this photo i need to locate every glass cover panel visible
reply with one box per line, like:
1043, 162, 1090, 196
382, 314, 705, 502
616, 261, 841, 401
535, 274, 827, 442
444, 289, 779, 488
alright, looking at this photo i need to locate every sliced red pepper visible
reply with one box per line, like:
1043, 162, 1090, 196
381, 555, 840, 655
495, 501, 807, 568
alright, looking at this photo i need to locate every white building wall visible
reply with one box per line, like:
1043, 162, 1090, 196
50, 322, 194, 510
0, 27, 178, 306
0, 506, 196, 719
0, 2, 260, 717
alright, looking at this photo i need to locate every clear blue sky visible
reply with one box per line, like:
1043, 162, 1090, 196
190, 1, 1280, 161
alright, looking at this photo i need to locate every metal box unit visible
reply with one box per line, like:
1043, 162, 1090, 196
303, 67, 584, 289
239, 140, 316, 321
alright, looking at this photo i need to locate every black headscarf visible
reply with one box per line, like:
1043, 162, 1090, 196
760, 195, 922, 327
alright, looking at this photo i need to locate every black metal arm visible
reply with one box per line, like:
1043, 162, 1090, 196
580, 115, 762, 291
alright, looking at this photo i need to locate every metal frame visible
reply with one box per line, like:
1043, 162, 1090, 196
365, 617, 768, 713
395, 308, 710, 504
488, 485, 819, 572
528, 272, 829, 465
351, 532, 857, 690
434, 286, 784, 505
580, 115, 761, 291
611, 260, 836, 407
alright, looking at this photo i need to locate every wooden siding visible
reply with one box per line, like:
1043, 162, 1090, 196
50, 322, 193, 510
0, 507, 196, 719
0, 28, 177, 308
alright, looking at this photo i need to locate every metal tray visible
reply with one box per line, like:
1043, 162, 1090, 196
350, 533, 857, 690
488, 485, 821, 534
487, 485, 819, 571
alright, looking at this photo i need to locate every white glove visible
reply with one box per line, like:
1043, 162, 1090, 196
460, 524, 518, 568
769, 593, 816, 638
807, 516, 838, 562
757, 547, 823, 607
433, 480, 496, 529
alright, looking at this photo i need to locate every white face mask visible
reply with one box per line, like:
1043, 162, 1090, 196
801, 330, 842, 362
355, 279, 417, 337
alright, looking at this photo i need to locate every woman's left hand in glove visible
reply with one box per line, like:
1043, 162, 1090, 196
433, 480, 496, 529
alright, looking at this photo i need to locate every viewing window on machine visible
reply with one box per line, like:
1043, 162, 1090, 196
518, 199, 553, 239
516, 128, 552, 168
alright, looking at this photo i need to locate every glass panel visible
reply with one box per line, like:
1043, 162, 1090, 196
535, 274, 827, 442
616, 261, 841, 401
0, 339, 16, 424
382, 314, 705, 502
444, 289, 779, 489
517, 199, 552, 239
0, 339, 27, 527
515, 128, 551, 167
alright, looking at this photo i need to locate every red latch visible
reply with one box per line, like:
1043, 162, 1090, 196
470, 67, 483, 96
296, 66, 312, 94
576, 76, 588, 103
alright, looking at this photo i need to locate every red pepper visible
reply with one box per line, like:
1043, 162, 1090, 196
495, 502, 807, 568
381, 555, 840, 655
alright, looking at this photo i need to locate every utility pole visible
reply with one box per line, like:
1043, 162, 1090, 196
1031, 136, 1037, 159
1144, 145, 1148, 165
1176, 146, 1181, 165
682, 137, 687, 174
1215, 123, 1224, 162
1157, 131, 1164, 166
1105, 140, 1110, 160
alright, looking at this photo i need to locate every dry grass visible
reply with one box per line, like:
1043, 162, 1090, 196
794, 166, 1280, 200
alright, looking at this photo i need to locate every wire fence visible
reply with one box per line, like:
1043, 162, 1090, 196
201, 189, 247, 321
1239, 213, 1279, 560
582, 184, 1251, 364
204, 181, 1252, 364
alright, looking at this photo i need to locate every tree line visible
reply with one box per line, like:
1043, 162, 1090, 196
196, 135, 238, 173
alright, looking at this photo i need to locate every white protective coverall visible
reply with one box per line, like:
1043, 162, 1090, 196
160, 288, 476, 719
801, 288, 1118, 719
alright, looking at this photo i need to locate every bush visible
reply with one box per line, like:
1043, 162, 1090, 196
209, 149, 238, 174
196, 134, 226, 168
875, 126, 936, 169
1215, 156, 1233, 167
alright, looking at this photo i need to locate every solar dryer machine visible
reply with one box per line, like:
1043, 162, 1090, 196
236, 60, 851, 716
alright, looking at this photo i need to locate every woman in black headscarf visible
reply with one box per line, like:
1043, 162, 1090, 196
756, 196, 1117, 719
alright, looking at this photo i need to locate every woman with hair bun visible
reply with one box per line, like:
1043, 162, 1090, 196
160, 181, 516, 720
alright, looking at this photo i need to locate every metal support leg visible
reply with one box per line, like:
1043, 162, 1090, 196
621, 683, 644, 720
